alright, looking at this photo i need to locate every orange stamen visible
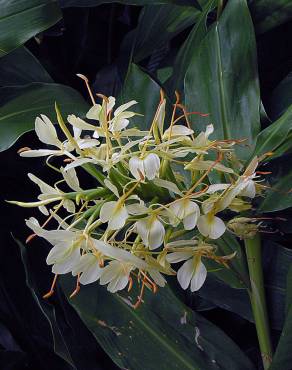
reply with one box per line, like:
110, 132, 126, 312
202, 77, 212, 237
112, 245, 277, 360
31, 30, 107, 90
43, 274, 58, 299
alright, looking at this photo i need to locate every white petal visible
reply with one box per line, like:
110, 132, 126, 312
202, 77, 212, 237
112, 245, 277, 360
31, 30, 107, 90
144, 153, 160, 180
35, 115, 60, 147
52, 248, 81, 274
183, 202, 200, 230
164, 125, 193, 138
197, 214, 226, 239
129, 156, 144, 180
20, 149, 62, 157
240, 180, 256, 198
127, 203, 148, 215
114, 100, 137, 116
67, 114, 97, 131
148, 218, 165, 249
108, 205, 128, 230
177, 259, 194, 290
207, 184, 229, 194
107, 96, 116, 114
63, 199, 76, 214
104, 179, 119, 197
153, 178, 183, 196
26, 217, 75, 244
86, 104, 102, 120
77, 138, 100, 149
148, 270, 166, 287
166, 251, 194, 263
190, 259, 207, 292
100, 201, 117, 222
93, 240, 147, 269
62, 167, 81, 192
28, 173, 57, 195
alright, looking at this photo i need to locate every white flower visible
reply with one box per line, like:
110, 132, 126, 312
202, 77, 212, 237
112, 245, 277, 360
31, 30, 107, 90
67, 114, 100, 139
197, 214, 226, 239
167, 252, 207, 292
109, 100, 138, 132
163, 125, 194, 139
129, 153, 160, 180
72, 254, 103, 285
87, 97, 116, 119
100, 201, 129, 230
192, 124, 214, 148
26, 217, 82, 274
20, 115, 64, 157
177, 257, 207, 292
136, 215, 165, 250
169, 199, 200, 230
99, 261, 134, 293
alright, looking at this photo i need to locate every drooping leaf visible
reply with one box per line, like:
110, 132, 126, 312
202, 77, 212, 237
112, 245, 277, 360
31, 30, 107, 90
185, 0, 260, 160
119, 63, 161, 130
270, 267, 292, 370
0, 0, 62, 57
0, 83, 89, 151
249, 0, 292, 34
60, 276, 255, 370
252, 104, 292, 160
60, 0, 201, 8
0, 46, 52, 86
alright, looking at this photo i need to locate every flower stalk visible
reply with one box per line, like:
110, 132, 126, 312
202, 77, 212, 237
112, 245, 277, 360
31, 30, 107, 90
244, 234, 273, 369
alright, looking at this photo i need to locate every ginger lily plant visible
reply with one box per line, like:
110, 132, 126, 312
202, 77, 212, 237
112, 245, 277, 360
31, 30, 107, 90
10, 78, 279, 369
10, 88, 271, 312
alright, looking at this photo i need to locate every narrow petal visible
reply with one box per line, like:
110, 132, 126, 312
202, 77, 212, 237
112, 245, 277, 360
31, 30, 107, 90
114, 100, 137, 116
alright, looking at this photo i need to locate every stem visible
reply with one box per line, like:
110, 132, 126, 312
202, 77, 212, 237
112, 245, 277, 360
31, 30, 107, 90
244, 234, 273, 369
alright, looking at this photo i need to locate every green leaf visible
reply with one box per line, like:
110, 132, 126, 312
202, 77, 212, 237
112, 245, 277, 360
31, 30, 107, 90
269, 72, 292, 120
126, 4, 202, 63
60, 276, 255, 370
0, 83, 89, 151
199, 241, 292, 331
15, 237, 76, 369
211, 232, 250, 289
119, 63, 161, 130
249, 0, 292, 34
259, 170, 292, 212
0, 1, 62, 57
252, 104, 292, 160
185, 0, 260, 160
167, 0, 216, 95
60, 0, 201, 8
270, 266, 292, 370
0, 46, 52, 86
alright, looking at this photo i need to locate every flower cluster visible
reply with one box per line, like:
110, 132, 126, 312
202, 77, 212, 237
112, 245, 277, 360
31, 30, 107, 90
11, 87, 267, 307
